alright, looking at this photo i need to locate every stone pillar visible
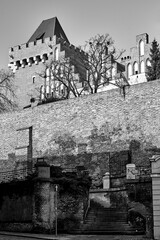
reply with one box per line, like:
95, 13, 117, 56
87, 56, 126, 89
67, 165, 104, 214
33, 160, 55, 232
150, 155, 160, 239
126, 163, 136, 179
103, 172, 110, 189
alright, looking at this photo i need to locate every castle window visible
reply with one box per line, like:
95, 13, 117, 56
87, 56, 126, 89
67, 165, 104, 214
112, 67, 116, 78
146, 58, 151, 67
32, 76, 36, 84
127, 63, 132, 78
140, 61, 145, 73
139, 40, 144, 56
133, 62, 138, 75
40, 85, 44, 100
54, 47, 59, 61
51, 84, 54, 97
46, 85, 50, 98
46, 68, 50, 82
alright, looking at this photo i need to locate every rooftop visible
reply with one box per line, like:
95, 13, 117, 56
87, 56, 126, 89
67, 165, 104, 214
27, 17, 70, 44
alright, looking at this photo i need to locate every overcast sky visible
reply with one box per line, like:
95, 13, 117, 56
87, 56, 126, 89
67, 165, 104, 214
0, 0, 160, 68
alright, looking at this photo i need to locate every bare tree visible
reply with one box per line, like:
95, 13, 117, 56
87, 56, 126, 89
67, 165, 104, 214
0, 69, 17, 112
80, 33, 128, 94
38, 57, 85, 102
38, 33, 129, 103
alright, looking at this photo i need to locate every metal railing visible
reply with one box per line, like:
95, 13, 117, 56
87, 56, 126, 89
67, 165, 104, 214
136, 166, 151, 177
0, 166, 36, 183
83, 198, 91, 223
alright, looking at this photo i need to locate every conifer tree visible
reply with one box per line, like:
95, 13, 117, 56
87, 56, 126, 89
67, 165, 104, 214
146, 39, 160, 81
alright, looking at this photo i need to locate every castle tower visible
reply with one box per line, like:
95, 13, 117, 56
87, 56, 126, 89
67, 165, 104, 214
8, 17, 86, 108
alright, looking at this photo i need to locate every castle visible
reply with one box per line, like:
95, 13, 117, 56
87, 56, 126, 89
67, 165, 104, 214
8, 17, 152, 109
8, 17, 87, 108
1, 17, 160, 238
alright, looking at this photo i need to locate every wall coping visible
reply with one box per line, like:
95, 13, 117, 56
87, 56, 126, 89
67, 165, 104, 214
90, 187, 126, 193
1, 78, 160, 120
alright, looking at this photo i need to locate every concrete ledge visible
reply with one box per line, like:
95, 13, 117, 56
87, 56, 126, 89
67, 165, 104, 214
90, 187, 126, 193
0, 231, 69, 240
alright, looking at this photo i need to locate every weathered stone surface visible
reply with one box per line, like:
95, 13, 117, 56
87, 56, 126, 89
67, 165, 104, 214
1, 80, 160, 183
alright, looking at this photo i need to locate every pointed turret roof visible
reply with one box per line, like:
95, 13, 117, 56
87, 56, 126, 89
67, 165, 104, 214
27, 17, 70, 43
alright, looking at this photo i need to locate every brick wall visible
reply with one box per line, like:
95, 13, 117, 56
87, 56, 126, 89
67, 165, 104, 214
1, 80, 160, 183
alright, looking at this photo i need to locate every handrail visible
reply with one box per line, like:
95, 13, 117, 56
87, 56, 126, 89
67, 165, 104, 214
83, 198, 90, 223
0, 166, 36, 183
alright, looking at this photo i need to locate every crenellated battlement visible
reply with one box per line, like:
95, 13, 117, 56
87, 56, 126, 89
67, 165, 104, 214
9, 35, 87, 71
121, 55, 131, 62
9, 36, 57, 53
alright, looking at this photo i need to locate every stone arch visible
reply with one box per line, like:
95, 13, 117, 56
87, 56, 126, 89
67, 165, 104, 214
40, 85, 44, 100
133, 62, 138, 75
127, 63, 132, 78
140, 60, 145, 73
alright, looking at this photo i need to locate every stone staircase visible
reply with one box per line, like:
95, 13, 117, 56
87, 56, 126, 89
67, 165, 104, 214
71, 202, 145, 234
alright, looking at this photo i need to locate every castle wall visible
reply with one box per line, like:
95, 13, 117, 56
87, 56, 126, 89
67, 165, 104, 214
13, 64, 44, 108
1, 80, 160, 184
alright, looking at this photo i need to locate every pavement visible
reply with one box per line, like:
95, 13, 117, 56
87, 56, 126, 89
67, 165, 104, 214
0, 232, 150, 240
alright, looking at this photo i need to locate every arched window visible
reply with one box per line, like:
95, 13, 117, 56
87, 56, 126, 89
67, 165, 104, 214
112, 67, 116, 78
140, 61, 145, 73
133, 62, 138, 75
146, 58, 151, 67
46, 68, 50, 82
127, 63, 132, 78
40, 85, 44, 100
139, 40, 144, 56
51, 84, 54, 97
54, 47, 59, 61
46, 85, 50, 98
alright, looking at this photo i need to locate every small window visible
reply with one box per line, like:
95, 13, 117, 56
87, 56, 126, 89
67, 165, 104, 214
40, 85, 44, 100
46, 85, 49, 94
32, 76, 36, 84
54, 47, 59, 61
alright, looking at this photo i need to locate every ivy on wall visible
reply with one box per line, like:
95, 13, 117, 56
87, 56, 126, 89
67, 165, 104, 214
50, 166, 92, 196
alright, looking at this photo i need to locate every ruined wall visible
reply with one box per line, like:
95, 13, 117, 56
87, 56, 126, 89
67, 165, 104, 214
121, 33, 151, 83
1, 80, 160, 185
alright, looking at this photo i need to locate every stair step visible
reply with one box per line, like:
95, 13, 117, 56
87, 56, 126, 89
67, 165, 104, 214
79, 206, 145, 235
71, 230, 145, 235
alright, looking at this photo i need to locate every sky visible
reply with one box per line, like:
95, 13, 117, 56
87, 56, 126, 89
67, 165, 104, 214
0, 0, 160, 68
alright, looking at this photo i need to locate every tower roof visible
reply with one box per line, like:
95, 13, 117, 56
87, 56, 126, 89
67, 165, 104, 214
27, 17, 70, 44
